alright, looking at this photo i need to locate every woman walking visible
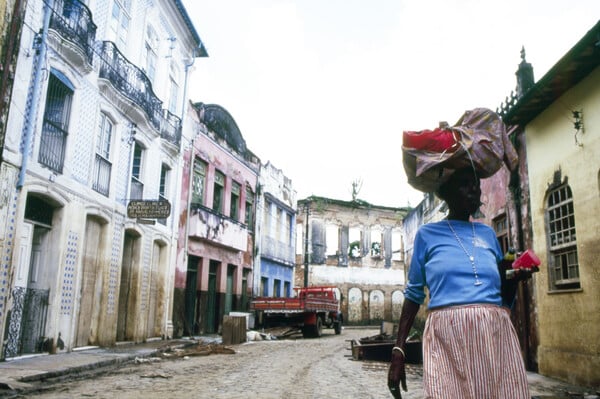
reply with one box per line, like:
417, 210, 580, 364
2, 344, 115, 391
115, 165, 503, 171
387, 167, 531, 399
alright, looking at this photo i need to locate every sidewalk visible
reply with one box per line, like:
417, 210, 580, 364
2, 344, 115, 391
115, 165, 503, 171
0, 337, 209, 397
0, 335, 598, 398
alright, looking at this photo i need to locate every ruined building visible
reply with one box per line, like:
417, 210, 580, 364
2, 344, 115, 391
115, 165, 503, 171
174, 103, 259, 336
296, 197, 409, 325
0, 0, 206, 358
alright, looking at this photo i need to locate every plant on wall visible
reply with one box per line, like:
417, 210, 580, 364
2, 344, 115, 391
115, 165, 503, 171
371, 241, 381, 257
348, 240, 361, 258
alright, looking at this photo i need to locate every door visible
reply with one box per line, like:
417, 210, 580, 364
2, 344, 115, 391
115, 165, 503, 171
21, 226, 51, 354
146, 242, 160, 338
76, 217, 103, 347
205, 262, 218, 334
224, 265, 234, 315
117, 231, 139, 341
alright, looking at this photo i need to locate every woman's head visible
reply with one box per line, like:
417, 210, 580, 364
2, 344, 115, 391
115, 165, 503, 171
436, 167, 481, 220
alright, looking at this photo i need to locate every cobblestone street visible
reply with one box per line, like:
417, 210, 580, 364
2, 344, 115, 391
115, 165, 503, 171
21, 328, 414, 399
16, 327, 596, 399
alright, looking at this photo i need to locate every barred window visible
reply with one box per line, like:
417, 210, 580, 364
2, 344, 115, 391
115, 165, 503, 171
192, 158, 206, 206
546, 184, 580, 290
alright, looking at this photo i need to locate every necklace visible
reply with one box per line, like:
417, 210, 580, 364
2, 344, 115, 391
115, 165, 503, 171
446, 220, 483, 286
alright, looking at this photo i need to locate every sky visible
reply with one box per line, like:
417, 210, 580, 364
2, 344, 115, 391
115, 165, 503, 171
181, 1, 599, 208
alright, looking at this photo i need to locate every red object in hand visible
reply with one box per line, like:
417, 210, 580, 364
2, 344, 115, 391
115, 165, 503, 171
512, 249, 541, 270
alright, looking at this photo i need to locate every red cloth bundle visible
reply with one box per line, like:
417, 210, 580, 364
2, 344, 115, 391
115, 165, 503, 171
403, 128, 460, 153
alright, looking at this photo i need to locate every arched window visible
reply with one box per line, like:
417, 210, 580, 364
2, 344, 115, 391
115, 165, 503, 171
546, 183, 580, 290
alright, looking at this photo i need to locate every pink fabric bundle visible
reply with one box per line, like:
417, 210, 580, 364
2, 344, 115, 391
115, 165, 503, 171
402, 108, 518, 193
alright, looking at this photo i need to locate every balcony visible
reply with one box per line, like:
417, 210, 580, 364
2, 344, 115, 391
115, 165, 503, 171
261, 236, 295, 265
48, 0, 96, 72
161, 110, 182, 148
98, 41, 162, 132
188, 205, 248, 251
39, 120, 67, 174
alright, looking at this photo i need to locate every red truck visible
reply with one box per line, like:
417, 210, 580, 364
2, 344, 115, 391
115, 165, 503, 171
250, 286, 343, 338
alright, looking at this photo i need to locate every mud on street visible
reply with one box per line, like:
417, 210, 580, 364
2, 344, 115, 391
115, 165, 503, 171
20, 328, 421, 399
12, 327, 590, 399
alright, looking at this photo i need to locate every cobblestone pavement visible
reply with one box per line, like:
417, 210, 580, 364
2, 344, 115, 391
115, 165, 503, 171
14, 327, 598, 399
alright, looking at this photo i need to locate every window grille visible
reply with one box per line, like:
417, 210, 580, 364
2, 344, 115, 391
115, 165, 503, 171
39, 73, 72, 173
546, 184, 580, 289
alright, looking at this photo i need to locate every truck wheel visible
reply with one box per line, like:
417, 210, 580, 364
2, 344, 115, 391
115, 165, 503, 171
334, 320, 342, 335
314, 317, 323, 337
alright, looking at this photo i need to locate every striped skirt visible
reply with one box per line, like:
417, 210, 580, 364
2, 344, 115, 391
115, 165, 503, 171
422, 304, 529, 399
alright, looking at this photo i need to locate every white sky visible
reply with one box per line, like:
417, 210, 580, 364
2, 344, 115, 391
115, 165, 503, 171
181, 1, 599, 208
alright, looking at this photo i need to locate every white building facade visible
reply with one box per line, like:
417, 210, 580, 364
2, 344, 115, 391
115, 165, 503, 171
0, 0, 206, 358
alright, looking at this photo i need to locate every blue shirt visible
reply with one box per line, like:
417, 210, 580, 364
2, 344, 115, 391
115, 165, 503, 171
404, 220, 503, 309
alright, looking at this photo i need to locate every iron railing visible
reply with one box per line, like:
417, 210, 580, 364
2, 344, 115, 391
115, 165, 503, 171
39, 120, 67, 173
160, 109, 182, 147
98, 41, 163, 131
49, 0, 97, 64
92, 154, 111, 196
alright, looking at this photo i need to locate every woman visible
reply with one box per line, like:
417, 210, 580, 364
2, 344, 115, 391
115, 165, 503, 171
387, 167, 530, 399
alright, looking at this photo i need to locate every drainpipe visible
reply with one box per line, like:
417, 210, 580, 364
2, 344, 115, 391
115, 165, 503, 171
17, 0, 54, 189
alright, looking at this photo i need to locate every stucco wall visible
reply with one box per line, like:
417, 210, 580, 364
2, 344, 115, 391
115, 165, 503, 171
525, 68, 600, 387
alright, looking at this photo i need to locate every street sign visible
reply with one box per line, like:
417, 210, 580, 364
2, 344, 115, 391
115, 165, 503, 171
127, 200, 171, 219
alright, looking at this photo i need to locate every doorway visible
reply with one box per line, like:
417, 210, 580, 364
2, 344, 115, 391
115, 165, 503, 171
117, 230, 141, 342
75, 216, 106, 347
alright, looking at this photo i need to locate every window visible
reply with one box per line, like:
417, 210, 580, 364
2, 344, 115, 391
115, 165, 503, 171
230, 181, 240, 220
92, 113, 113, 196
263, 200, 271, 237
245, 186, 254, 228
284, 281, 291, 298
284, 213, 292, 245
275, 207, 282, 241
39, 72, 73, 173
130, 142, 144, 199
108, 0, 130, 49
370, 228, 382, 257
493, 214, 509, 254
392, 230, 403, 261
546, 184, 580, 289
213, 171, 224, 213
325, 224, 339, 256
261, 277, 268, 296
143, 26, 158, 83
191, 158, 206, 206
348, 227, 361, 258
158, 164, 169, 225
168, 75, 179, 115
273, 279, 281, 298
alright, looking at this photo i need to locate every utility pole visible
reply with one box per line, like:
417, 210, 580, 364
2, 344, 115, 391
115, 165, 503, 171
303, 200, 310, 287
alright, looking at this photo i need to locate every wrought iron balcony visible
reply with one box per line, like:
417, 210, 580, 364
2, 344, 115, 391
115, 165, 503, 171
160, 110, 182, 147
48, 0, 96, 68
98, 41, 162, 131
39, 119, 67, 174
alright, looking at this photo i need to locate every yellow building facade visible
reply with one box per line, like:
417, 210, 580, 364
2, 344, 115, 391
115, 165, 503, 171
524, 50, 600, 386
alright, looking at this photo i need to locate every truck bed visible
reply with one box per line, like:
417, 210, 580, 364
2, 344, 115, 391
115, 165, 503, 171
250, 297, 338, 313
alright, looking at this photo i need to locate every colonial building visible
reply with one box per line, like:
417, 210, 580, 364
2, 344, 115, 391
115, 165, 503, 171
495, 21, 600, 387
0, 0, 206, 358
174, 102, 259, 336
296, 196, 409, 325
253, 162, 297, 298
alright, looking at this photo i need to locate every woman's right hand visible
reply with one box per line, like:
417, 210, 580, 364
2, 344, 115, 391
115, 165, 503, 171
387, 351, 407, 398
